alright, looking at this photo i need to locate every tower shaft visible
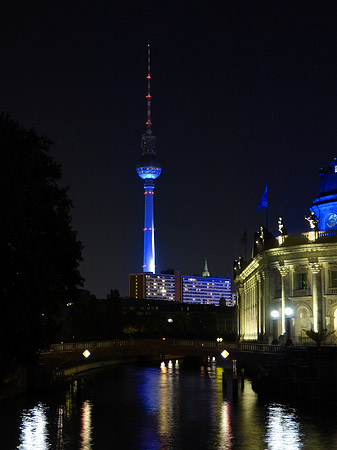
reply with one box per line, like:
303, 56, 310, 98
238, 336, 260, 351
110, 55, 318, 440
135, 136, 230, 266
143, 179, 155, 273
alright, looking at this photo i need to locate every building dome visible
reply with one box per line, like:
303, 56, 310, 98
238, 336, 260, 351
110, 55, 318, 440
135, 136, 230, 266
317, 158, 337, 198
311, 158, 337, 231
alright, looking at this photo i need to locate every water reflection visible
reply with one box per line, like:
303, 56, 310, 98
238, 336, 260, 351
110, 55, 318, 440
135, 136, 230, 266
8, 362, 335, 450
80, 400, 93, 450
218, 401, 233, 449
18, 402, 49, 450
207, 366, 234, 450
158, 360, 177, 448
265, 403, 302, 449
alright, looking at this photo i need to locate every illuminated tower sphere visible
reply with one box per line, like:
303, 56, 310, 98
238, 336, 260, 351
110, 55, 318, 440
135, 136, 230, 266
136, 44, 162, 273
311, 158, 337, 230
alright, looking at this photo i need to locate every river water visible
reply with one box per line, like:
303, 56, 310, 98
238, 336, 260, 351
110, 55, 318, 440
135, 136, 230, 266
2, 360, 337, 449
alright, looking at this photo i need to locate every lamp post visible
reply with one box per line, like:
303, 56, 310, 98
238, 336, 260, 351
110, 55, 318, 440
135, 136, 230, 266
285, 307, 293, 346
271, 310, 279, 345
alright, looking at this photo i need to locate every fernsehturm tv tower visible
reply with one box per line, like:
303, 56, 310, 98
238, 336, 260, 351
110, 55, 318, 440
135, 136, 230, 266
136, 45, 162, 273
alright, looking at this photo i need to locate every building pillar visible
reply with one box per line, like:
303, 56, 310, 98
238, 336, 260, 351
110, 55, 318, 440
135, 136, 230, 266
238, 286, 245, 340
256, 275, 260, 340
256, 274, 264, 340
262, 270, 271, 340
321, 264, 326, 330
309, 261, 322, 332
278, 264, 289, 335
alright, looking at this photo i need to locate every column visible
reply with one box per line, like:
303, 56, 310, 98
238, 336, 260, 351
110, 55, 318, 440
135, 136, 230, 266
256, 275, 261, 340
237, 285, 244, 340
262, 270, 271, 339
309, 261, 322, 332
278, 264, 289, 335
321, 264, 326, 330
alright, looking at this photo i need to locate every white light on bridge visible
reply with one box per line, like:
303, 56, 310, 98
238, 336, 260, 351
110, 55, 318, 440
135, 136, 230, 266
83, 350, 91, 358
221, 350, 229, 359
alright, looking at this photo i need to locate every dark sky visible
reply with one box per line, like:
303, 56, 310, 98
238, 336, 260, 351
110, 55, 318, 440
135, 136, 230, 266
1, 1, 336, 297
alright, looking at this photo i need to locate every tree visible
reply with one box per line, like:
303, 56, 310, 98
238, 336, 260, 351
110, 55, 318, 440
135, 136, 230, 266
304, 329, 335, 347
0, 114, 83, 368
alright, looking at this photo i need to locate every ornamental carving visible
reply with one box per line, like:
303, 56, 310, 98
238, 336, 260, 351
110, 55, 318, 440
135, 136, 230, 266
278, 263, 289, 277
309, 262, 321, 274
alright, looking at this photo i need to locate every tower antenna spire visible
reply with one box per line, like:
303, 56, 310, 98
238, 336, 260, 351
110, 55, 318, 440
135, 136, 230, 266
146, 44, 152, 134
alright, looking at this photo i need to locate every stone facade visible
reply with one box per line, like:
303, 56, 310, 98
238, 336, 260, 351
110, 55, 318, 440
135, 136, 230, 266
234, 231, 337, 343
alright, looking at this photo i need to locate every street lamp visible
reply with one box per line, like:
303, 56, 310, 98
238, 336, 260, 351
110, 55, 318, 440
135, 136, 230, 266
271, 310, 279, 345
285, 307, 293, 346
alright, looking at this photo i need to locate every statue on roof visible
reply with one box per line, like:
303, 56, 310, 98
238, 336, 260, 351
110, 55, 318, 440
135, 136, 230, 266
305, 211, 318, 231
278, 217, 287, 235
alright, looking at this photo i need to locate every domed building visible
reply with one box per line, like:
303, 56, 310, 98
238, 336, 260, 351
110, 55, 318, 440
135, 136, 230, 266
234, 159, 337, 344
311, 158, 337, 231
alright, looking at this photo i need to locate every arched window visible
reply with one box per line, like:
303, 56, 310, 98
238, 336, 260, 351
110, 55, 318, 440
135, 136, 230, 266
295, 306, 311, 341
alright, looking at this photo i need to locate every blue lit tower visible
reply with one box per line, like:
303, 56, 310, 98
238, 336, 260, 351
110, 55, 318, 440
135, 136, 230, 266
136, 45, 162, 273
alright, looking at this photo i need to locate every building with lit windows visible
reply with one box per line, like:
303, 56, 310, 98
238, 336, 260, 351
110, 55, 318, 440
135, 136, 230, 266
182, 276, 231, 305
129, 269, 232, 307
234, 159, 337, 344
129, 272, 178, 302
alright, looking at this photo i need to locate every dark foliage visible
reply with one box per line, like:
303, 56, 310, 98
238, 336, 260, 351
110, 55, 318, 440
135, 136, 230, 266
0, 114, 83, 369
58, 289, 123, 342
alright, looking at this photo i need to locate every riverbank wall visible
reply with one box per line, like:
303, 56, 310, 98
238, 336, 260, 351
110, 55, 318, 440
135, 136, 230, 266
236, 346, 337, 402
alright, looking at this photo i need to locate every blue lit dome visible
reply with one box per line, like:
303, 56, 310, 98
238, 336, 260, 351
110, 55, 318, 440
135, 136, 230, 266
136, 154, 162, 180
316, 158, 337, 198
311, 158, 337, 230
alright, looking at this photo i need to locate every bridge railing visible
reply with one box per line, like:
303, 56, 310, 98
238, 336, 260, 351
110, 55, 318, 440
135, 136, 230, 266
172, 340, 283, 352
50, 339, 284, 354
50, 339, 136, 352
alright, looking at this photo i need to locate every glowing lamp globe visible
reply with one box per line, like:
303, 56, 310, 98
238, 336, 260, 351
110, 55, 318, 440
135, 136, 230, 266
285, 307, 293, 317
271, 310, 279, 319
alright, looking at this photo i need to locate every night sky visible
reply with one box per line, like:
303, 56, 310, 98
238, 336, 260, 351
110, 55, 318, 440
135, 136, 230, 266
1, 2, 336, 297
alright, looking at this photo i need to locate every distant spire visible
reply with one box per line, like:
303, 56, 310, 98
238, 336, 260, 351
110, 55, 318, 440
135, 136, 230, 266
146, 44, 152, 134
202, 259, 210, 277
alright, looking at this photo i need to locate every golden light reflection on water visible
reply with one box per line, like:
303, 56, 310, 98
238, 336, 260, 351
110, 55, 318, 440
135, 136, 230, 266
80, 400, 93, 450
206, 366, 234, 450
18, 402, 49, 450
158, 360, 179, 444
160, 362, 235, 450
265, 403, 302, 449
217, 369, 234, 450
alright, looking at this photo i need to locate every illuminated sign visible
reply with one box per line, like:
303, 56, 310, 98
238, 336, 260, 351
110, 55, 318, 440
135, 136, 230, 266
221, 350, 229, 359
83, 350, 91, 358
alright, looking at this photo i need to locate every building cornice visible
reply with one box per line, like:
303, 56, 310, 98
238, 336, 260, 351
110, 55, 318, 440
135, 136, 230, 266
236, 240, 337, 281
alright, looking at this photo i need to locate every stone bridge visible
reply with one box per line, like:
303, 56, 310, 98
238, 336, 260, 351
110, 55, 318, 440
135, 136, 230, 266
45, 339, 283, 377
